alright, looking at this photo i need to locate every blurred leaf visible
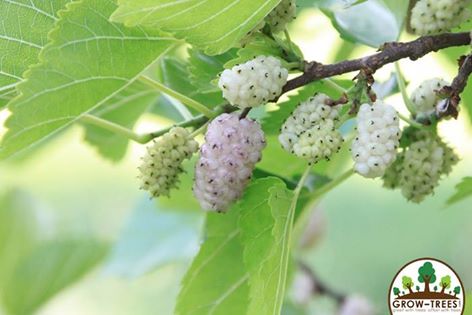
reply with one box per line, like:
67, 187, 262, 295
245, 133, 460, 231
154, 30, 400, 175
0, 190, 40, 290
104, 198, 202, 278
465, 293, 472, 315
83, 80, 158, 162
282, 301, 308, 315
0, 0, 72, 106
322, 0, 403, 47
238, 178, 295, 315
188, 48, 238, 94
446, 177, 472, 206
110, 0, 282, 55
2, 239, 107, 315
0, 0, 176, 159
380, 0, 409, 28
158, 57, 224, 111
372, 73, 399, 99
175, 210, 249, 315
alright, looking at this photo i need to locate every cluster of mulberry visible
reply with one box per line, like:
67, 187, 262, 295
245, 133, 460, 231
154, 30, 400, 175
351, 102, 401, 178
279, 94, 343, 164
265, 0, 297, 33
410, 0, 471, 35
138, 127, 199, 198
193, 113, 266, 212
382, 131, 459, 203
410, 78, 449, 120
218, 56, 288, 109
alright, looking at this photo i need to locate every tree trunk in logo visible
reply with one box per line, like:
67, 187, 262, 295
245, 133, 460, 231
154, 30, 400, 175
424, 278, 430, 292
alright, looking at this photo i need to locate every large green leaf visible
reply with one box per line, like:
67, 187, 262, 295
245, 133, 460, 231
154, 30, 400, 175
104, 198, 202, 278
238, 178, 295, 315
0, 0, 71, 106
0, 190, 40, 290
110, 0, 282, 55
175, 209, 249, 315
0, 0, 176, 159
83, 80, 158, 162
2, 239, 107, 315
322, 0, 404, 47
446, 177, 472, 206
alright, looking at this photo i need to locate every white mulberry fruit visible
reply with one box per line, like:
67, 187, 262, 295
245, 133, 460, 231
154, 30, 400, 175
292, 120, 343, 163
139, 127, 199, 198
410, 0, 472, 35
399, 137, 444, 203
265, 0, 297, 33
193, 113, 266, 212
279, 93, 342, 163
351, 101, 401, 178
439, 140, 459, 175
410, 78, 449, 120
382, 151, 405, 189
340, 295, 375, 315
218, 56, 288, 109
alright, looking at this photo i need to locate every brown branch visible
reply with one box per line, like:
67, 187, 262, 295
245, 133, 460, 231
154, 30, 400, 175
438, 53, 472, 118
282, 32, 471, 94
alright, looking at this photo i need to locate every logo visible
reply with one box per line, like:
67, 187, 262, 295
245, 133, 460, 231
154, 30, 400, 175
389, 258, 465, 314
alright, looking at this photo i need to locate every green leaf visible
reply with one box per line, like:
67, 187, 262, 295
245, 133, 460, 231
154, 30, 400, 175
0, 190, 40, 290
465, 293, 472, 315
322, 0, 403, 47
223, 34, 288, 69
158, 56, 224, 110
2, 239, 107, 315
175, 209, 249, 315
104, 198, 202, 278
0, 0, 72, 106
110, 0, 282, 55
0, 0, 176, 159
188, 48, 238, 94
83, 80, 158, 162
238, 178, 295, 315
446, 177, 472, 206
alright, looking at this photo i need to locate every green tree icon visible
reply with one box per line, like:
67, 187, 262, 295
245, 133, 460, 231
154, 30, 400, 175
402, 276, 415, 294
434, 286, 438, 292
416, 286, 420, 292
418, 262, 436, 292
393, 287, 401, 298
453, 286, 461, 297
439, 275, 451, 293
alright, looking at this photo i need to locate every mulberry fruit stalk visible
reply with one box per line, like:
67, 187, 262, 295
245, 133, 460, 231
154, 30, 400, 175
351, 101, 401, 178
410, 78, 449, 120
139, 127, 199, 198
218, 56, 288, 109
265, 0, 297, 33
279, 93, 343, 164
410, 0, 472, 35
193, 113, 266, 212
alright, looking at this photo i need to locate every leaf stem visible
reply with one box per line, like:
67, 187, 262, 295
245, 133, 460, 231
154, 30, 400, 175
323, 78, 347, 94
81, 114, 210, 144
293, 168, 355, 242
397, 112, 423, 129
139, 76, 215, 118
274, 165, 312, 314
80, 114, 148, 144
284, 28, 294, 53
394, 62, 417, 115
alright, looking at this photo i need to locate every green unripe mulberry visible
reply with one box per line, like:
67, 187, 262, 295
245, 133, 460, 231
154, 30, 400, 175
138, 127, 199, 198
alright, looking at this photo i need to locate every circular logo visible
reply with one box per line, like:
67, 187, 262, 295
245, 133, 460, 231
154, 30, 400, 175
388, 258, 465, 314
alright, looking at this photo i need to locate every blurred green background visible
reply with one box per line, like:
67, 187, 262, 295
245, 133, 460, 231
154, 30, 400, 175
1, 5, 471, 315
